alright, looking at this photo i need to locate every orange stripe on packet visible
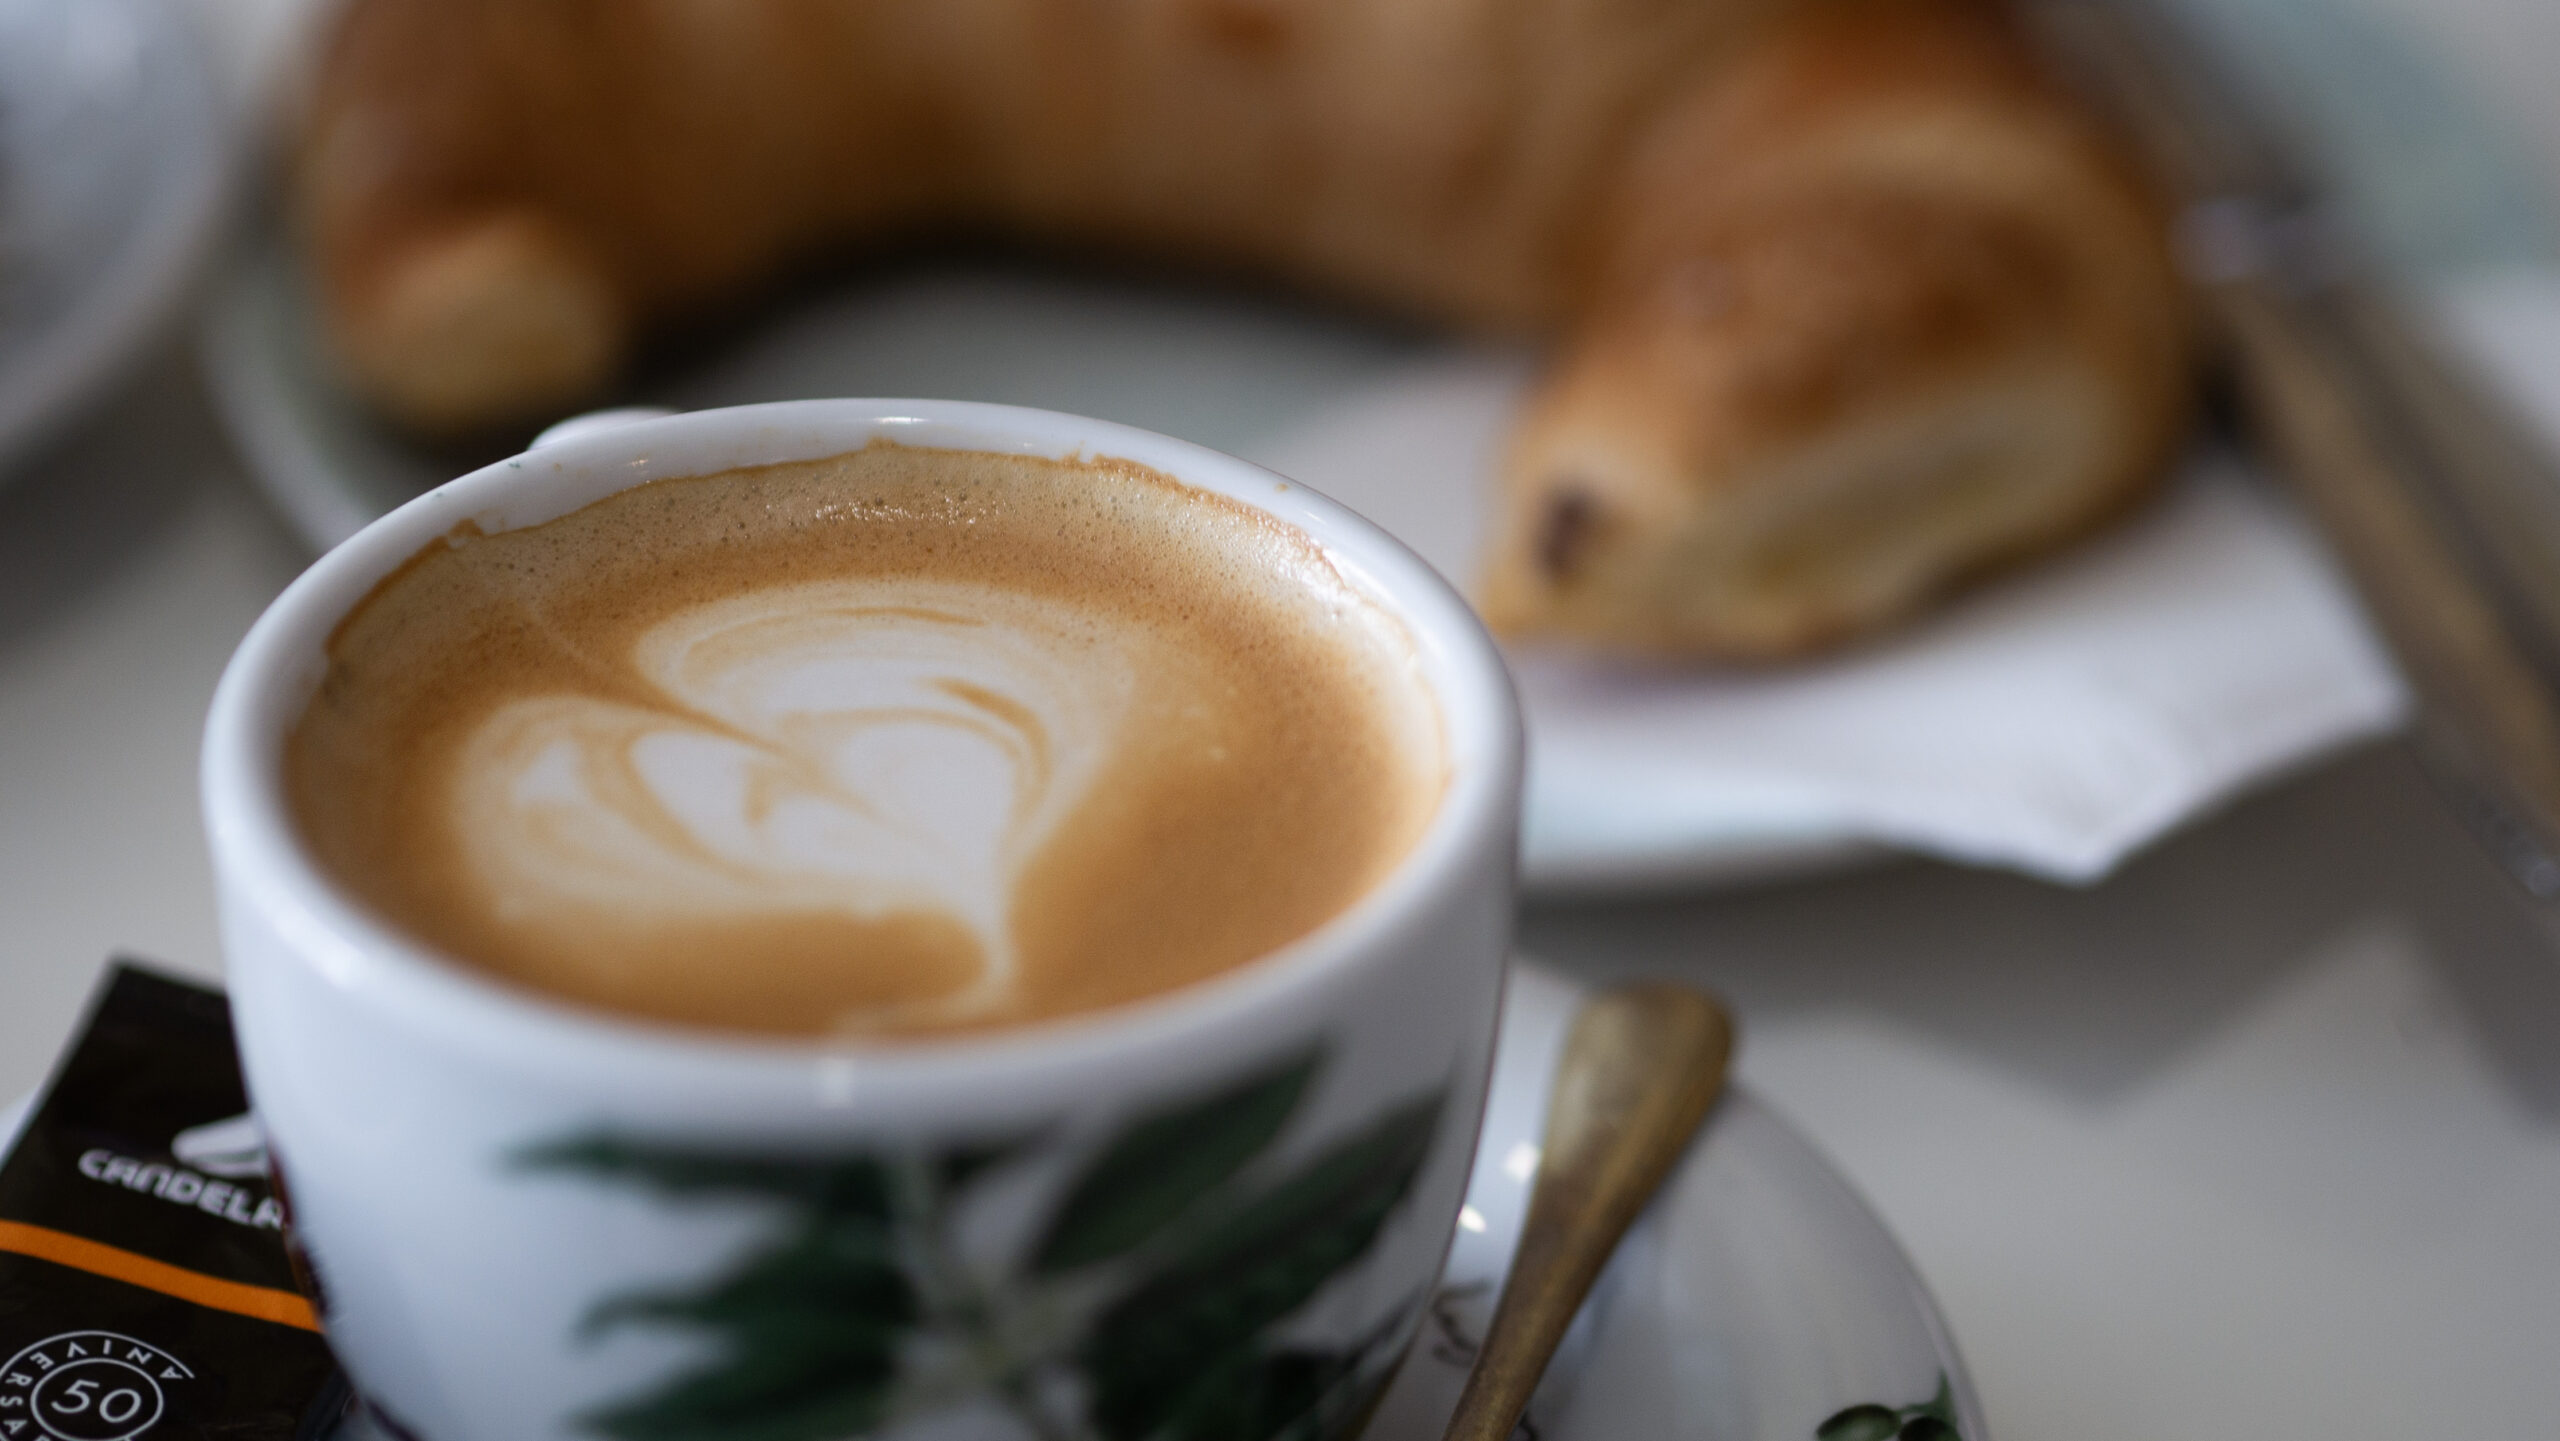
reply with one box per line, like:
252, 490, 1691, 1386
0, 1219, 320, 1332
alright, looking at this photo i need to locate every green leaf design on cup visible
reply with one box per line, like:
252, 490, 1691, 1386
1815, 1405, 1902, 1441
510, 1143, 914, 1439
1078, 1093, 1444, 1439
1032, 1052, 1317, 1273
1817, 1374, 1962, 1441
1910, 1374, 1958, 1428
519, 1050, 1445, 1441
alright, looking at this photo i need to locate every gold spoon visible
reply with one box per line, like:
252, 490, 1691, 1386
1440, 981, 1735, 1441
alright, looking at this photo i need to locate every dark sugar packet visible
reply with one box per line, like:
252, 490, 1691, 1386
1, 961, 350, 1441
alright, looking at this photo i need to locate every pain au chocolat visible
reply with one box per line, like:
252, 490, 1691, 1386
293, 0, 2189, 660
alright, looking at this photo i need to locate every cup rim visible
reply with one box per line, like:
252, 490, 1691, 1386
201, 398, 1522, 1094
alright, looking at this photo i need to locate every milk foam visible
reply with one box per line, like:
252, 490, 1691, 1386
288, 443, 1445, 1038
451, 579, 1141, 1027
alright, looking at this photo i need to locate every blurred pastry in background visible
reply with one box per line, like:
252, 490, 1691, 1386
1481, 0, 2191, 658
292, 0, 2188, 660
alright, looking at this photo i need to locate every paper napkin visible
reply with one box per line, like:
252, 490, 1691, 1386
1253, 350, 2410, 887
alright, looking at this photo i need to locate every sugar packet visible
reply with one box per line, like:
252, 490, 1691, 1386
0, 962, 348, 1441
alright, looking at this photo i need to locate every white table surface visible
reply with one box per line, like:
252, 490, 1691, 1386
8, 340, 2560, 1441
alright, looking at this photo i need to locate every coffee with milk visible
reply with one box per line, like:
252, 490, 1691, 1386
284, 443, 1445, 1038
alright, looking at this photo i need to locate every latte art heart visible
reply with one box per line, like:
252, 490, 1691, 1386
454, 582, 1142, 1026
286, 443, 1444, 1037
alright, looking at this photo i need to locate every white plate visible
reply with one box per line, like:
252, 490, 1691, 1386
196, 0, 2538, 894
0, 0, 234, 476
3, 960, 1983, 1441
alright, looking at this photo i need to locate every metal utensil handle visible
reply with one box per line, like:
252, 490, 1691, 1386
2027, 0, 2560, 904
1439, 983, 1733, 1441
2216, 276, 2560, 899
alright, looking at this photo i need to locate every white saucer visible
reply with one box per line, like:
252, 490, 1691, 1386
1, 959, 1982, 1441
1365, 961, 1982, 1441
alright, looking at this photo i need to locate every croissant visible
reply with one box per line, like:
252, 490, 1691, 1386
296, 0, 2188, 659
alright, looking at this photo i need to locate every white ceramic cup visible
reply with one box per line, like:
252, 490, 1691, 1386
201, 400, 1524, 1441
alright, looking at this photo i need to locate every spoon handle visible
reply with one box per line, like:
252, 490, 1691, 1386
1440, 982, 1735, 1441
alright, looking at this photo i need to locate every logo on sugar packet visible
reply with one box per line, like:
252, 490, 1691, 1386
74, 1115, 280, 1231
